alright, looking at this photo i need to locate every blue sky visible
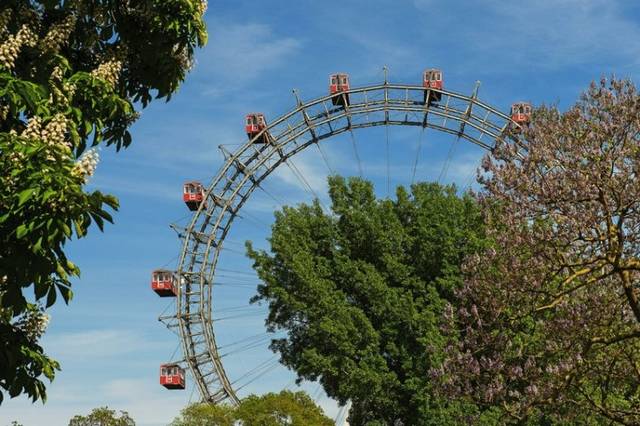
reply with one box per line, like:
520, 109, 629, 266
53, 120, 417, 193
3, 0, 640, 425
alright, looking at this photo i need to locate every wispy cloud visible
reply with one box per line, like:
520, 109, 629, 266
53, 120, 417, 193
413, 0, 640, 72
270, 150, 330, 197
195, 21, 303, 96
44, 329, 163, 360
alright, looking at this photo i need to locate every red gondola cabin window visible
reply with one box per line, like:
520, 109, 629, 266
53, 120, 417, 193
329, 73, 350, 95
160, 364, 185, 389
183, 182, 205, 211
511, 102, 532, 126
245, 113, 267, 138
423, 69, 443, 90
151, 269, 177, 297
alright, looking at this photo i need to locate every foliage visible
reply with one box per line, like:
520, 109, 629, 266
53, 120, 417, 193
235, 391, 333, 426
247, 177, 488, 424
170, 390, 332, 426
0, 0, 207, 404
433, 78, 640, 424
68, 406, 135, 426
0, 303, 55, 405
170, 402, 235, 426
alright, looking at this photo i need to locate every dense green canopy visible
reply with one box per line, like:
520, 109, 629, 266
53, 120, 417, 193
248, 176, 488, 424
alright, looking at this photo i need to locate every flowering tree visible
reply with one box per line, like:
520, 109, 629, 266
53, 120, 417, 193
0, 1, 207, 404
433, 78, 640, 424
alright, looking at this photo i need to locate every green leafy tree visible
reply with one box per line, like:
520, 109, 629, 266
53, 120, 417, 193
0, 0, 206, 403
68, 406, 135, 426
235, 391, 333, 426
170, 402, 235, 426
247, 177, 488, 425
171, 391, 332, 426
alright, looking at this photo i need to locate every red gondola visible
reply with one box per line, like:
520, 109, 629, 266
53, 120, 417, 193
511, 102, 532, 127
245, 113, 270, 143
160, 363, 185, 389
329, 73, 350, 106
183, 181, 205, 211
423, 68, 443, 105
151, 269, 177, 297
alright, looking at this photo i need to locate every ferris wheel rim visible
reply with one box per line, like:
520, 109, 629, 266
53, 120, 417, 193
163, 78, 523, 405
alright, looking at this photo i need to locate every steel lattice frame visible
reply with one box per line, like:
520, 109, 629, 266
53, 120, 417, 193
160, 81, 520, 404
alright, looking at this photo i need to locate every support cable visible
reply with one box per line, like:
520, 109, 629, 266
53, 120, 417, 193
214, 304, 266, 314
411, 126, 427, 185
234, 361, 281, 392
385, 124, 390, 197
212, 282, 260, 289
316, 142, 335, 176
438, 135, 461, 184
216, 267, 259, 276
284, 157, 330, 212
213, 310, 268, 322
232, 355, 279, 387
213, 275, 260, 284
217, 332, 270, 350
168, 341, 181, 363
348, 129, 364, 178
257, 184, 288, 211
220, 335, 273, 358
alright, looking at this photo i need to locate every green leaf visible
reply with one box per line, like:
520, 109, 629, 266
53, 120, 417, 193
17, 188, 36, 206
46, 286, 57, 307
42, 189, 56, 202
33, 236, 43, 252
59, 286, 73, 304
123, 131, 132, 147
16, 224, 28, 239
34, 280, 48, 300
61, 222, 71, 237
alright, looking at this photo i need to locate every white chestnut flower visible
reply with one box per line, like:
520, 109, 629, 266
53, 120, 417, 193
73, 148, 100, 183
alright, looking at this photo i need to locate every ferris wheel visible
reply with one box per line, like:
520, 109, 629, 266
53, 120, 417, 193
149, 67, 530, 419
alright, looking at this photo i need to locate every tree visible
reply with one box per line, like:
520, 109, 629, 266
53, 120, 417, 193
68, 406, 135, 426
170, 402, 235, 426
433, 78, 640, 424
235, 391, 333, 426
247, 177, 488, 425
0, 1, 206, 403
170, 391, 332, 426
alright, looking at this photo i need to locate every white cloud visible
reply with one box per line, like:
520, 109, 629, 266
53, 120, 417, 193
195, 21, 302, 94
43, 329, 161, 360
89, 174, 178, 201
0, 377, 188, 426
411, 0, 640, 72
270, 152, 330, 197
100, 378, 187, 425
476, 0, 640, 68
